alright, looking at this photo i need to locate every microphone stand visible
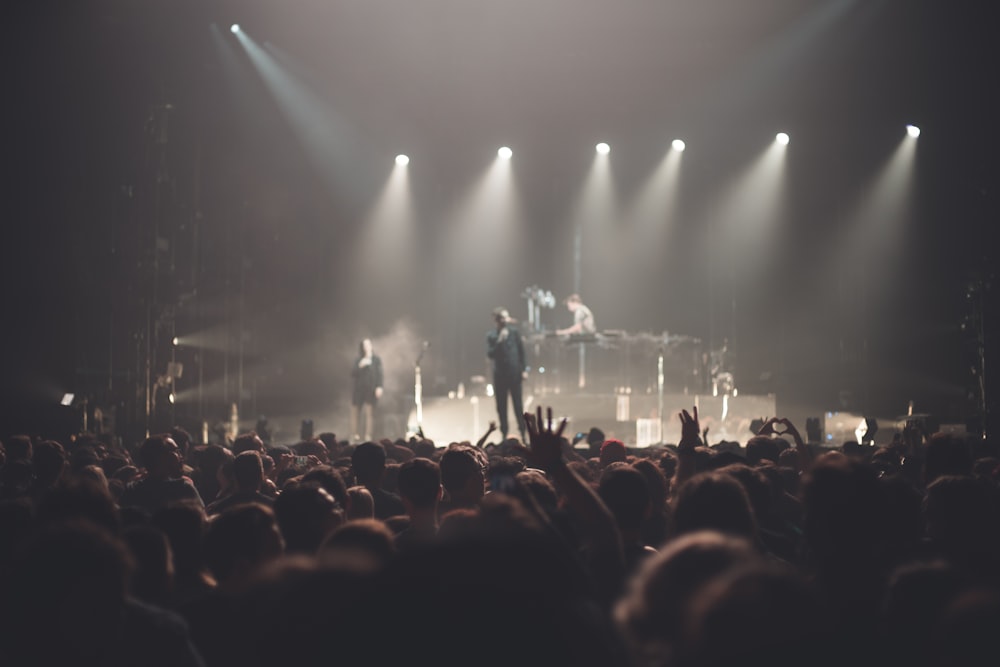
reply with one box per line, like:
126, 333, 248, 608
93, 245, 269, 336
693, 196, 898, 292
414, 343, 427, 435
657, 345, 665, 442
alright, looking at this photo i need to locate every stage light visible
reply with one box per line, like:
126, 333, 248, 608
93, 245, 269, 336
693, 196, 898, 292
906, 124, 921, 138
595, 142, 610, 155
671, 139, 686, 152
497, 146, 512, 160
172, 336, 179, 346
60, 393, 74, 406
775, 132, 790, 146
395, 154, 409, 166
230, 24, 240, 34
168, 392, 176, 405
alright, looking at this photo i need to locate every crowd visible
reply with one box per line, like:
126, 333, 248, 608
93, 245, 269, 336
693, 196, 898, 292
1, 405, 998, 667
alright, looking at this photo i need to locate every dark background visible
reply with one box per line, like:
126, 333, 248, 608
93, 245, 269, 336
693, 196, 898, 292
2, 0, 997, 443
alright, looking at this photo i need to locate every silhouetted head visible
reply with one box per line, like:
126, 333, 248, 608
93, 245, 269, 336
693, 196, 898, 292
273, 484, 343, 554
204, 503, 283, 586
800, 457, 886, 569
233, 450, 264, 492
36, 477, 121, 536
615, 530, 759, 665
683, 564, 829, 667
600, 439, 628, 467
351, 441, 387, 486
673, 472, 758, 542
5, 435, 33, 462
122, 524, 174, 605
439, 445, 487, 504
745, 436, 780, 466
397, 457, 442, 510
137, 435, 183, 479
934, 589, 1000, 667
599, 465, 651, 536
346, 486, 374, 520
923, 474, 1000, 570
32, 439, 67, 486
319, 518, 397, 572
232, 431, 265, 456
151, 500, 208, 578
923, 432, 973, 487
300, 465, 350, 508
4, 520, 133, 664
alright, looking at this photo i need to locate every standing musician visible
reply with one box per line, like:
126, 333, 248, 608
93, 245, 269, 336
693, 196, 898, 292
486, 307, 528, 441
350, 338, 383, 441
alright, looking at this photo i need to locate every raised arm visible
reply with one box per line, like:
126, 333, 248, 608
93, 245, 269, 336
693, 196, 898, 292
671, 406, 702, 495
518, 407, 625, 603
758, 416, 811, 469
475, 421, 498, 449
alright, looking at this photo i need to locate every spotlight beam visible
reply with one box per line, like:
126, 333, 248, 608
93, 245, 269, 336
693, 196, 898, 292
232, 32, 377, 208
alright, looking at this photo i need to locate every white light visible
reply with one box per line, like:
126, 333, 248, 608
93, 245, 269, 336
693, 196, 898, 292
595, 142, 610, 155
906, 124, 921, 138
168, 393, 176, 405
60, 393, 74, 406
230, 24, 240, 34
671, 139, 686, 152
172, 336, 179, 346
775, 132, 790, 146
497, 146, 512, 160
395, 154, 409, 166
854, 418, 867, 445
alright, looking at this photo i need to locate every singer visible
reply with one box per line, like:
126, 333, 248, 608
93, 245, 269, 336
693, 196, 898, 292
486, 307, 528, 441
350, 338, 383, 441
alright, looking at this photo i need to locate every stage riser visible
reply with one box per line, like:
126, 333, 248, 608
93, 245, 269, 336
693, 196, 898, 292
409, 392, 775, 447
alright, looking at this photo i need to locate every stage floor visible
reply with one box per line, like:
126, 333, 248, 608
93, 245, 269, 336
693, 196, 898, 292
407, 391, 777, 447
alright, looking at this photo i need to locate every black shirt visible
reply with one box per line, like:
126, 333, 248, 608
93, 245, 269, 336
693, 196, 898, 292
486, 326, 526, 379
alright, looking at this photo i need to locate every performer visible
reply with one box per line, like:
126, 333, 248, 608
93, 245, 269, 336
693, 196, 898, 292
486, 307, 528, 441
556, 293, 596, 336
350, 338, 383, 441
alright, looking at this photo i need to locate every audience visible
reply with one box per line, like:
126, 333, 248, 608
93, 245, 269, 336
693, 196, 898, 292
350, 441, 406, 519
438, 444, 488, 513
119, 435, 204, 513
393, 457, 442, 551
0, 406, 996, 667
204, 451, 272, 515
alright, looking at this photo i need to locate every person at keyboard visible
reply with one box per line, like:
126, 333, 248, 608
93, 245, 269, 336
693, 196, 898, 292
556, 293, 596, 337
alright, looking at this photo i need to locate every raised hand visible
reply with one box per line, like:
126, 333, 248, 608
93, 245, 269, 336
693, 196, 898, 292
517, 406, 567, 472
756, 417, 780, 436
678, 406, 701, 451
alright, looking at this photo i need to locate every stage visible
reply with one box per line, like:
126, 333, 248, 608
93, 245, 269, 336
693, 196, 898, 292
407, 390, 776, 448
